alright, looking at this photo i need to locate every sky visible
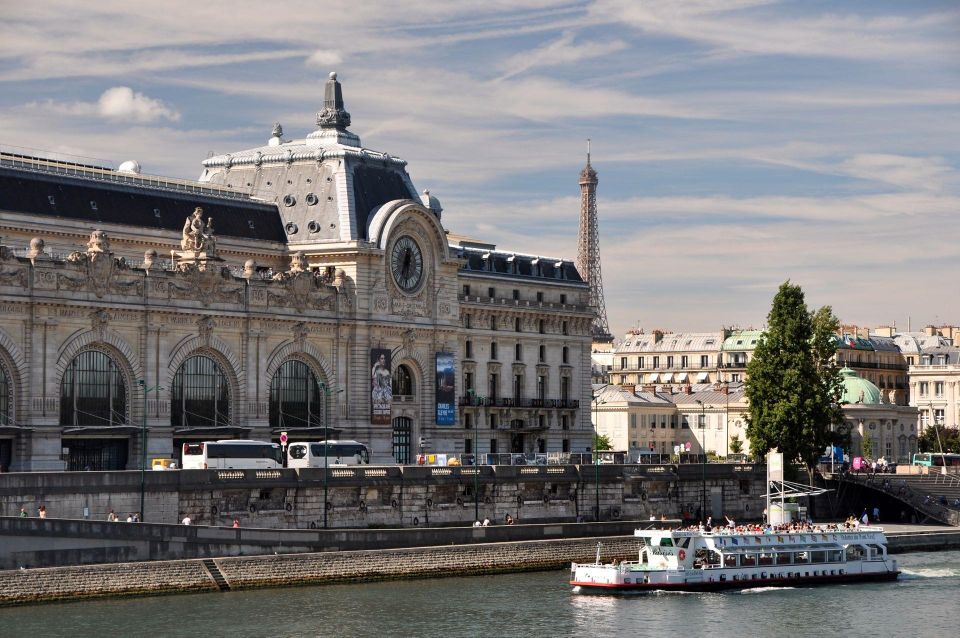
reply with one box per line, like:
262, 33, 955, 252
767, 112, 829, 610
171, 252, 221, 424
1, 0, 958, 337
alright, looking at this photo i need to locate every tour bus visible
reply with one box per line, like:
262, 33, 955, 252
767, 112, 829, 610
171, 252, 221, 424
287, 440, 371, 468
181, 440, 284, 470
911, 452, 960, 467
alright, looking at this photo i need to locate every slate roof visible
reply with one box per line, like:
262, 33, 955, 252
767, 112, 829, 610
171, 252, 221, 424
457, 246, 584, 283
0, 161, 286, 243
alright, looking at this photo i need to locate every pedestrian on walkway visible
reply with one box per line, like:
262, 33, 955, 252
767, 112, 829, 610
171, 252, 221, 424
232, 519, 240, 528
38, 505, 46, 519
181, 515, 192, 525
18, 506, 27, 518
106, 509, 117, 522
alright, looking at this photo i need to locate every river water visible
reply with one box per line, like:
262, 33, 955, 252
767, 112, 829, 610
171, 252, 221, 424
2, 550, 957, 637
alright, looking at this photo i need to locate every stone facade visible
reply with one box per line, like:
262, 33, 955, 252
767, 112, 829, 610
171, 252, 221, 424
0, 74, 594, 471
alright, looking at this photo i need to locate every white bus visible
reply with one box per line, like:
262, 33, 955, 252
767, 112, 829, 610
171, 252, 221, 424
181, 440, 284, 470
287, 440, 371, 468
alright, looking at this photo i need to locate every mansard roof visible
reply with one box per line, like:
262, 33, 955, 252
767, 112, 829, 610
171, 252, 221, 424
456, 246, 584, 284
0, 156, 285, 243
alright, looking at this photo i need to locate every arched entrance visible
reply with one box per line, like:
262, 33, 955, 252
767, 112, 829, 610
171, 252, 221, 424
392, 416, 413, 464
59, 349, 131, 470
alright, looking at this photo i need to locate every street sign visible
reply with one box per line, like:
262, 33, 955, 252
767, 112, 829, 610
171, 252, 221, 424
684, 441, 691, 451
280, 431, 288, 446
419, 437, 431, 449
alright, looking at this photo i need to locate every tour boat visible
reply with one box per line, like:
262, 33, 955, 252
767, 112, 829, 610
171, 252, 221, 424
570, 526, 899, 593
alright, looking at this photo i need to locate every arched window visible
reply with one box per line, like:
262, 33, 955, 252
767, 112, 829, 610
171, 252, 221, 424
60, 350, 127, 426
270, 360, 324, 429
0, 362, 10, 426
171, 355, 229, 427
392, 365, 414, 396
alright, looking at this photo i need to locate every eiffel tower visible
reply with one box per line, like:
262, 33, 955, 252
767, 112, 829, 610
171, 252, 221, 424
576, 140, 613, 343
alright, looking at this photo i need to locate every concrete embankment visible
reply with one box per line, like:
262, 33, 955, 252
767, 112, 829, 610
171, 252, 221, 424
1, 527, 958, 607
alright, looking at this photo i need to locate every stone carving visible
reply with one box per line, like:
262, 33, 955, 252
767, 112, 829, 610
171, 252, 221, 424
179, 207, 218, 257
292, 322, 309, 348
168, 261, 244, 307
243, 259, 257, 279
0, 242, 27, 288
197, 316, 215, 345
90, 309, 111, 339
269, 252, 334, 312
143, 249, 157, 273
28, 237, 45, 261
60, 230, 140, 298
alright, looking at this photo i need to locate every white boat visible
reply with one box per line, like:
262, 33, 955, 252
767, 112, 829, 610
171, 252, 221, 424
571, 526, 899, 593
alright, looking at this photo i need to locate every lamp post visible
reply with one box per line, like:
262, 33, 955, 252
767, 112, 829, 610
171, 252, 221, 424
319, 383, 344, 529
137, 380, 163, 522
591, 384, 608, 522
467, 388, 479, 522
695, 399, 711, 521
723, 380, 730, 459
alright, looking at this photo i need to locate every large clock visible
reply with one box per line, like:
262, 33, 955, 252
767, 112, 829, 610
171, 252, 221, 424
390, 235, 424, 293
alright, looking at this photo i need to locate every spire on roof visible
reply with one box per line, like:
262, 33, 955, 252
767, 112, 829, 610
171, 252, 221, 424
317, 71, 352, 130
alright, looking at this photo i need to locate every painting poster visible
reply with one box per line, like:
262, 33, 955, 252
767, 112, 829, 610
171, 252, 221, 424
435, 351, 455, 425
371, 348, 392, 424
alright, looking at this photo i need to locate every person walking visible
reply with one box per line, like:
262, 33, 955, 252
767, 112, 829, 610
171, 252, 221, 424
232, 519, 240, 528
38, 505, 47, 519
106, 509, 117, 522
18, 506, 27, 518
181, 515, 192, 525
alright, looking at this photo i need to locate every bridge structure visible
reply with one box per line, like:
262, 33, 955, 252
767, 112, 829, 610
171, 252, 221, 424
824, 470, 960, 527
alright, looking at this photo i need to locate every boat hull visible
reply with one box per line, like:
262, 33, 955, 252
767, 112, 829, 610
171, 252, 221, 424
571, 569, 900, 594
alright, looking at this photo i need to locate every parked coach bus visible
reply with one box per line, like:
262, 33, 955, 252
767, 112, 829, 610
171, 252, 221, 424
287, 440, 370, 468
911, 452, 960, 467
181, 440, 284, 470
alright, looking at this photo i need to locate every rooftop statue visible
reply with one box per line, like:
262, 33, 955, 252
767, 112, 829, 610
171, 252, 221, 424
180, 207, 218, 258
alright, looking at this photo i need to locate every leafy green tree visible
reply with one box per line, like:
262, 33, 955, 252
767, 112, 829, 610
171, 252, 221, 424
918, 424, 960, 454
729, 434, 744, 455
592, 433, 613, 451
745, 282, 844, 482
861, 434, 873, 460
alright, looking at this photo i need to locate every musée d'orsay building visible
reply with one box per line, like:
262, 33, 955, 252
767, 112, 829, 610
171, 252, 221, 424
0, 73, 594, 471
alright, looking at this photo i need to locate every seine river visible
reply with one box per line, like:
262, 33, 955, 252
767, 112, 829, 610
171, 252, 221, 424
2, 550, 957, 637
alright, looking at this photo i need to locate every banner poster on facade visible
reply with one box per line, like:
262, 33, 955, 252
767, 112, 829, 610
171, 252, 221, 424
371, 348, 392, 425
435, 351, 455, 425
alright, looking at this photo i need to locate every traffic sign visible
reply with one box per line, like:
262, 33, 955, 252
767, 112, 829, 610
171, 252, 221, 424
280, 431, 288, 445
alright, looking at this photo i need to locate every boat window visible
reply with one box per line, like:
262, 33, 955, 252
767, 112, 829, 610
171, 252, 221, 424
845, 546, 863, 561
795, 551, 810, 563
810, 551, 827, 564
659, 538, 674, 547
723, 554, 738, 568
829, 550, 844, 562
758, 553, 774, 566
676, 537, 690, 549
741, 554, 756, 566
776, 552, 793, 565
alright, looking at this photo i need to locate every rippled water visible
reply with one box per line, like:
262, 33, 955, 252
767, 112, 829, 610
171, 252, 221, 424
2, 550, 957, 637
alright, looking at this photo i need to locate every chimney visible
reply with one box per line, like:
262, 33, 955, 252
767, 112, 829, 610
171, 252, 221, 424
652, 330, 664, 343
684, 384, 692, 395
642, 384, 657, 393
620, 383, 636, 394
925, 325, 936, 336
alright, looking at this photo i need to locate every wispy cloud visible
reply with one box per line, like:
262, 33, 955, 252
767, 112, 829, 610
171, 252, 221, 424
496, 31, 629, 81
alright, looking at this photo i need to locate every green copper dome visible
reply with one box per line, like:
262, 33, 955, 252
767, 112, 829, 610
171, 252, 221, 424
839, 367, 881, 405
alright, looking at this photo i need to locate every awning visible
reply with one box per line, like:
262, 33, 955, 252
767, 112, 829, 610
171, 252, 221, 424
661, 373, 674, 383
697, 372, 710, 382
648, 373, 659, 383
675, 373, 688, 382
62, 425, 140, 435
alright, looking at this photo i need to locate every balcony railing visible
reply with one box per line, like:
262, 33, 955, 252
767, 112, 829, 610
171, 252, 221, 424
458, 396, 579, 409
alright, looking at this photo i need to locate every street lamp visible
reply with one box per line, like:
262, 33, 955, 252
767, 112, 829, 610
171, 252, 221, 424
319, 382, 343, 529
467, 388, 479, 522
137, 380, 163, 522
695, 399, 712, 522
591, 384, 608, 522
722, 380, 730, 459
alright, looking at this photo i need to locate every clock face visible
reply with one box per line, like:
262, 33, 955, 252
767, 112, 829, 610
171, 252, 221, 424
390, 235, 424, 293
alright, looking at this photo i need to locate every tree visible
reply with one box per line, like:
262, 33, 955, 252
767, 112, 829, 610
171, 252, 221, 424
592, 433, 613, 451
745, 281, 844, 482
861, 434, 873, 460
918, 424, 960, 454
729, 434, 744, 455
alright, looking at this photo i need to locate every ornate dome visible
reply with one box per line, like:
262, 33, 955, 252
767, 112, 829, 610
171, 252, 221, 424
839, 367, 881, 405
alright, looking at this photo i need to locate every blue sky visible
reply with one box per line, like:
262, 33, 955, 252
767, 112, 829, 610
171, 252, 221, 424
1, 1, 958, 335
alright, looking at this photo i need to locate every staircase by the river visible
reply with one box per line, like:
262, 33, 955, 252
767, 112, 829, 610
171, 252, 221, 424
827, 471, 960, 527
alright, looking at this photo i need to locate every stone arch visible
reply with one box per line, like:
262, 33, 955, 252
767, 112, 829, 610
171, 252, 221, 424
264, 340, 335, 391
55, 329, 141, 422
367, 200, 449, 258
166, 335, 245, 413
0, 328, 24, 424
390, 346, 429, 394
56, 328, 143, 385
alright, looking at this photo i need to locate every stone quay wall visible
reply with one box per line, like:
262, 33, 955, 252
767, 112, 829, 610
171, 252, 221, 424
0, 536, 638, 607
0, 463, 768, 529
